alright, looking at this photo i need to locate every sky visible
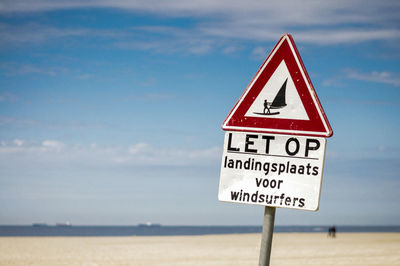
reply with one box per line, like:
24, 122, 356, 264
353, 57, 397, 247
0, 0, 399, 226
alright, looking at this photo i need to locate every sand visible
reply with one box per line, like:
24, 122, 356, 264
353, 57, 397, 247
0, 233, 399, 265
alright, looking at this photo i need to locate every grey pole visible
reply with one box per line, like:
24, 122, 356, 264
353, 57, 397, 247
258, 206, 276, 266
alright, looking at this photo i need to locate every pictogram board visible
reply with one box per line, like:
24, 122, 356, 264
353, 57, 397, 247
222, 34, 333, 137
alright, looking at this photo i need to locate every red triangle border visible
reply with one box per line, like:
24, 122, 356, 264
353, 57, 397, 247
222, 34, 333, 138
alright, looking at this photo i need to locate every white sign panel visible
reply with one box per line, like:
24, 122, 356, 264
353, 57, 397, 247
218, 131, 326, 211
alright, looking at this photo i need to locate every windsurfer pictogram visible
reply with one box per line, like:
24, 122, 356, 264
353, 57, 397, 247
255, 78, 288, 116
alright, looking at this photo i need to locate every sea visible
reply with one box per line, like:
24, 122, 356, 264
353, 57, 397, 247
0, 225, 399, 237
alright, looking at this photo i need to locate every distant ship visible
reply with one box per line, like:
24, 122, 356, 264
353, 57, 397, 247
32, 223, 48, 227
138, 222, 161, 227
56, 221, 72, 227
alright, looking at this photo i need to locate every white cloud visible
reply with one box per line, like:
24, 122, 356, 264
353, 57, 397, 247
187, 146, 221, 159
0, 116, 37, 127
13, 139, 24, 147
344, 69, 400, 87
0, 62, 68, 76
116, 143, 221, 166
0, 0, 399, 53
0, 139, 221, 167
222, 46, 241, 54
128, 142, 148, 155
290, 29, 400, 45
42, 140, 64, 149
0, 91, 17, 102
251, 46, 268, 60
0, 23, 123, 48
0, 139, 64, 153
323, 68, 400, 89
114, 26, 216, 55
1, 0, 399, 27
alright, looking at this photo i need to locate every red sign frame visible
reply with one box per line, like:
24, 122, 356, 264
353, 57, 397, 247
222, 34, 333, 137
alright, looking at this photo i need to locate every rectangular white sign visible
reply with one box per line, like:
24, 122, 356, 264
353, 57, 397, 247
218, 131, 326, 211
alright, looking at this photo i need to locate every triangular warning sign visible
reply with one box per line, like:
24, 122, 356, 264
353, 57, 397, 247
222, 34, 333, 137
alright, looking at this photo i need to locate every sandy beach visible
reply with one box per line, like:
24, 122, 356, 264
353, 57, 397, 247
0, 233, 399, 265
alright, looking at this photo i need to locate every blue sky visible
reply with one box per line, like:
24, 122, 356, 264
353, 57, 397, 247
0, 1, 399, 225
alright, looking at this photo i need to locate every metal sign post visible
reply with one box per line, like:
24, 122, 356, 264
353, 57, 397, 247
258, 206, 276, 266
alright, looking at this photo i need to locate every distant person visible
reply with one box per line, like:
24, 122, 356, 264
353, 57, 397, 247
328, 226, 337, 238
332, 226, 336, 238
